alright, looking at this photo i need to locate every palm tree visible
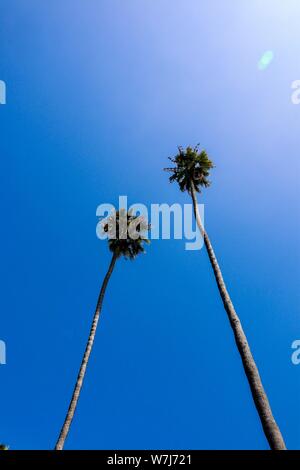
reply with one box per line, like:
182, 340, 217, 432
55, 209, 150, 450
165, 145, 286, 450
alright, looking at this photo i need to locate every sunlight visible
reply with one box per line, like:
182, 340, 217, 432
258, 50, 274, 70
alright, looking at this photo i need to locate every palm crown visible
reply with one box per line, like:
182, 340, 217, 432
102, 209, 150, 260
165, 145, 214, 193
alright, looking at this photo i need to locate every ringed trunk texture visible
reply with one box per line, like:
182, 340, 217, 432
190, 181, 286, 450
55, 253, 118, 450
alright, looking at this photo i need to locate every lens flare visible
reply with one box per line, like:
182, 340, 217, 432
258, 50, 274, 70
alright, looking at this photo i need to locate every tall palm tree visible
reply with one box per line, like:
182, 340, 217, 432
55, 210, 149, 450
165, 145, 286, 450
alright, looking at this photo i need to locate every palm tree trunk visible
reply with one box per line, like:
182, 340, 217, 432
55, 252, 118, 450
190, 181, 286, 450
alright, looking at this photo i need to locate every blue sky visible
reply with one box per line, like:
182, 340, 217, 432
0, 0, 299, 450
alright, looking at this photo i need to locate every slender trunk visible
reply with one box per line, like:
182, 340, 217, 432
190, 181, 286, 450
55, 252, 118, 450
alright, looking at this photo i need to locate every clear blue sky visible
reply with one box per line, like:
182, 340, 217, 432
0, 0, 299, 450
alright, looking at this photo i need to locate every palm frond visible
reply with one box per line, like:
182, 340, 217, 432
101, 210, 150, 260
163, 145, 214, 193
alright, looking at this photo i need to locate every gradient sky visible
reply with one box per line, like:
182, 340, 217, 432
0, 0, 299, 450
